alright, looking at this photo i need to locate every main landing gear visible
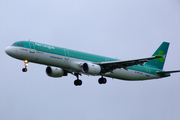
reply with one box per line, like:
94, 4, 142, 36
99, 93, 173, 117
98, 77, 107, 84
22, 60, 28, 72
74, 73, 82, 86
73, 73, 107, 86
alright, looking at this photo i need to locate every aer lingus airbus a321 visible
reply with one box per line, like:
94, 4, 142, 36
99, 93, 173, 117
5, 41, 180, 86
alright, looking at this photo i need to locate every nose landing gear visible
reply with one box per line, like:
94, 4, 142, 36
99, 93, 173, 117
22, 60, 28, 72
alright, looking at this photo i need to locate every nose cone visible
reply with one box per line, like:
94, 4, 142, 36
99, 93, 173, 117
5, 46, 12, 55
5, 46, 21, 59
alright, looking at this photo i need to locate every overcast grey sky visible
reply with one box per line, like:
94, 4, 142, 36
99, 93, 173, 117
1, 0, 180, 120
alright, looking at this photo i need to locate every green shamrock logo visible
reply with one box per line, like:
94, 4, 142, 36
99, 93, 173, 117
155, 50, 165, 63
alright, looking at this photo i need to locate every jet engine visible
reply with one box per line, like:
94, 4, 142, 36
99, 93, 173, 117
82, 63, 101, 75
46, 66, 67, 77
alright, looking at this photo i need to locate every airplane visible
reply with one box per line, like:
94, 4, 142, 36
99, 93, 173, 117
5, 41, 180, 86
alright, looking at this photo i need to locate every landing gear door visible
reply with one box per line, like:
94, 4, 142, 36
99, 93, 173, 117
29, 41, 35, 53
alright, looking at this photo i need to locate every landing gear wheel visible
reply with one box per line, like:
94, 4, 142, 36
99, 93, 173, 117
74, 79, 82, 86
98, 77, 107, 84
73, 73, 82, 86
22, 68, 27, 72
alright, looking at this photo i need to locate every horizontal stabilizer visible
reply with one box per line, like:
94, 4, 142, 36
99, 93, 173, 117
156, 70, 180, 75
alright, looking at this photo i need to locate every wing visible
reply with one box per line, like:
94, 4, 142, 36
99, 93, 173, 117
98, 56, 162, 73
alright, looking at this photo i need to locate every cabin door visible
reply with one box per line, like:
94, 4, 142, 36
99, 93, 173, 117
29, 41, 35, 53
64, 49, 69, 68
64, 49, 69, 61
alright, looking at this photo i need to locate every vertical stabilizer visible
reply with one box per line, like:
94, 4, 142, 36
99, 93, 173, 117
145, 42, 169, 70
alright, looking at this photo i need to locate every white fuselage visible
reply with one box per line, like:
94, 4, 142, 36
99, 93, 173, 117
6, 46, 161, 81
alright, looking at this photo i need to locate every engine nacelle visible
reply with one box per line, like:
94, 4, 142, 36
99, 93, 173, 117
46, 66, 66, 77
82, 63, 101, 75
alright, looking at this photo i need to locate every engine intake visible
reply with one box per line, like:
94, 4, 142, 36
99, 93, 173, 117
82, 63, 101, 75
46, 66, 67, 77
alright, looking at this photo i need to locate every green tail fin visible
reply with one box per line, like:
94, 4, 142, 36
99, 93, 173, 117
145, 42, 169, 70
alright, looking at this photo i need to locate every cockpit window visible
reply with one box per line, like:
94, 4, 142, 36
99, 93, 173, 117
12, 43, 24, 47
